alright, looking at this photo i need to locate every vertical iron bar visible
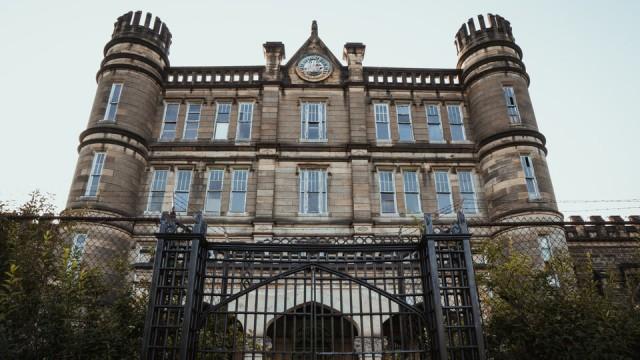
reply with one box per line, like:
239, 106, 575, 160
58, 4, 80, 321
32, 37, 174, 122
179, 236, 202, 360
463, 237, 486, 359
142, 236, 165, 359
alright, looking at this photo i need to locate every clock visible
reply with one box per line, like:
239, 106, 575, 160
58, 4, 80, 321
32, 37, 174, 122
295, 54, 333, 82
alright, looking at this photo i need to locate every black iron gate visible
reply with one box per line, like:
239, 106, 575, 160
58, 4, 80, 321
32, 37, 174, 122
142, 213, 485, 360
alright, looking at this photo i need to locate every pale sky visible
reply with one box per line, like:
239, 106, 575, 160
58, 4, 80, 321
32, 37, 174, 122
0, 0, 638, 218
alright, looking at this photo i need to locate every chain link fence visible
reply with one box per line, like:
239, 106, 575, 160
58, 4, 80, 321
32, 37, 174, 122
1, 213, 638, 358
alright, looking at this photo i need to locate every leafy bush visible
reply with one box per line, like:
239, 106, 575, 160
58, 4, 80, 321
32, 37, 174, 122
0, 192, 147, 359
480, 241, 640, 360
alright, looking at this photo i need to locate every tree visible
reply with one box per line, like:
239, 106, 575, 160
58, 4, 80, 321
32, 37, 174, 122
479, 242, 640, 360
0, 192, 147, 359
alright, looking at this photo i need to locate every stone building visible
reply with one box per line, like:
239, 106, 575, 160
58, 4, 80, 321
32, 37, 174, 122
67, 11, 561, 238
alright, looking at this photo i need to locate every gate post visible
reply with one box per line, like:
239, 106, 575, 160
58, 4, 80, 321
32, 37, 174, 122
421, 212, 486, 360
142, 212, 208, 360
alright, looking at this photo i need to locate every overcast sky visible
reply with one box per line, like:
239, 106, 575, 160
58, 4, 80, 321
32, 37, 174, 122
0, 0, 638, 218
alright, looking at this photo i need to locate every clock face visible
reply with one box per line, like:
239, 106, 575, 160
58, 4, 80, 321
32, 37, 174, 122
296, 54, 333, 82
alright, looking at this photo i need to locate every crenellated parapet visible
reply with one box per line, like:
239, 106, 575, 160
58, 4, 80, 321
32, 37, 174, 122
109, 11, 172, 57
455, 14, 516, 59
566, 215, 640, 241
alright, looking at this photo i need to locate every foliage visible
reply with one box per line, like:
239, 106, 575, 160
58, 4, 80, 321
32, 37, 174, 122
0, 192, 147, 359
479, 241, 640, 360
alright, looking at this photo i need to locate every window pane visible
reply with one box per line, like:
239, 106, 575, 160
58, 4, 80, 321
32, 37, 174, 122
106, 105, 118, 121
161, 124, 176, 141
403, 171, 419, 193
397, 105, 411, 123
381, 193, 396, 214
434, 172, 450, 193
307, 192, 320, 213
405, 193, 421, 214
151, 170, 168, 191
399, 124, 413, 141
214, 123, 229, 140
428, 124, 443, 141
230, 192, 246, 213
237, 122, 251, 140
174, 192, 188, 213
111, 84, 122, 103
165, 104, 180, 121
461, 193, 477, 214
437, 193, 453, 214
149, 193, 164, 212
308, 124, 320, 139
376, 123, 390, 140
451, 125, 465, 141
458, 171, 473, 193
184, 123, 199, 140
205, 191, 222, 213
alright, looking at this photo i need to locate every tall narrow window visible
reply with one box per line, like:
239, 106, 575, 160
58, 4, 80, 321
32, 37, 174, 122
173, 170, 192, 213
71, 233, 88, 259
503, 86, 521, 124
147, 170, 168, 213
182, 103, 201, 140
538, 235, 553, 262
374, 103, 391, 141
160, 103, 180, 141
236, 102, 253, 141
520, 155, 540, 199
434, 171, 453, 214
103, 83, 123, 121
447, 105, 466, 141
229, 169, 248, 213
396, 104, 414, 142
378, 170, 397, 214
301, 103, 327, 140
426, 105, 444, 142
214, 103, 231, 140
458, 170, 478, 214
205, 169, 225, 214
85, 152, 106, 197
299, 169, 328, 214
403, 170, 421, 214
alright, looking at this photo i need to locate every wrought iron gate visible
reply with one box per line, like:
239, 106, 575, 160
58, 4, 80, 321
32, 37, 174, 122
142, 213, 485, 360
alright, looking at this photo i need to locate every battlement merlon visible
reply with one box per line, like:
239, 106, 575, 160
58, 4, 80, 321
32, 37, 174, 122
106, 11, 172, 61
565, 215, 640, 240
455, 14, 521, 65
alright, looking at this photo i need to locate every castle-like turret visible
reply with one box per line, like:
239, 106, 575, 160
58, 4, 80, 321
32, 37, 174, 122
67, 11, 171, 216
456, 14, 559, 222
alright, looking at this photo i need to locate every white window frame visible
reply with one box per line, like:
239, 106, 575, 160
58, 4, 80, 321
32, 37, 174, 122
503, 86, 522, 124
426, 104, 445, 142
378, 170, 397, 215
173, 169, 192, 214
229, 168, 249, 214
213, 102, 232, 140
520, 155, 541, 200
396, 104, 414, 142
146, 169, 168, 213
402, 169, 422, 214
298, 169, 328, 215
434, 170, 454, 215
159, 102, 180, 141
103, 83, 123, 121
300, 102, 327, 141
235, 102, 254, 142
457, 170, 478, 214
84, 152, 106, 197
447, 104, 466, 141
374, 103, 391, 142
538, 235, 553, 262
182, 102, 202, 140
204, 168, 225, 215
71, 233, 88, 259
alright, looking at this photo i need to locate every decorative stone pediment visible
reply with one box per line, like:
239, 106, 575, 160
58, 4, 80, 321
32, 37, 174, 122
283, 21, 344, 85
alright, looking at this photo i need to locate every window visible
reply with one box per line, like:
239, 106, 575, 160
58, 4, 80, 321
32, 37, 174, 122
396, 104, 414, 142
299, 169, 328, 214
160, 103, 180, 141
214, 103, 231, 140
205, 169, 224, 214
236, 102, 253, 141
173, 170, 192, 213
447, 105, 466, 141
503, 86, 521, 124
85, 152, 106, 197
426, 105, 444, 142
520, 155, 540, 199
71, 233, 88, 259
103, 83, 122, 121
458, 170, 478, 214
378, 170, 397, 214
301, 102, 327, 140
374, 103, 391, 141
403, 170, 421, 214
229, 169, 248, 213
434, 171, 453, 214
147, 170, 168, 213
538, 235, 553, 262
183, 103, 201, 140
